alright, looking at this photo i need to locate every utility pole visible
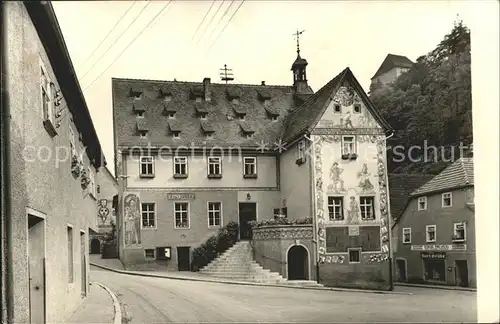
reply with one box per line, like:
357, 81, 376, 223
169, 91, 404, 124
219, 64, 234, 84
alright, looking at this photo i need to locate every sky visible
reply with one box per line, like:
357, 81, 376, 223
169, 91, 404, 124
52, 0, 477, 175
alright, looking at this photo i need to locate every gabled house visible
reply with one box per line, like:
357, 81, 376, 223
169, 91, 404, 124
112, 44, 394, 289
370, 53, 413, 89
392, 158, 475, 288
3, 2, 106, 323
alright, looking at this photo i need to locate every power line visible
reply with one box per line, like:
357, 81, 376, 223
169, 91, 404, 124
80, 1, 152, 80
77, 1, 137, 70
205, 0, 235, 43
83, 1, 173, 92
207, 0, 245, 52
195, 0, 225, 45
191, 0, 216, 41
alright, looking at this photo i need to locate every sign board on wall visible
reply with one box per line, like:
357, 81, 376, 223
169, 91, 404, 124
348, 226, 360, 236
411, 244, 467, 251
167, 193, 195, 200
421, 252, 446, 259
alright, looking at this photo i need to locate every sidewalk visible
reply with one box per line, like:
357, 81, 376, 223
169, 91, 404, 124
90, 258, 412, 295
395, 282, 477, 292
66, 282, 117, 324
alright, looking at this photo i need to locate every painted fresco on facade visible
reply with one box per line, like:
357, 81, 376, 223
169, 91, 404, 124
123, 193, 142, 246
97, 199, 111, 227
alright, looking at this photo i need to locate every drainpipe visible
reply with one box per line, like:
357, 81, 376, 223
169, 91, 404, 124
307, 135, 320, 284
1, 1, 13, 321
385, 130, 395, 291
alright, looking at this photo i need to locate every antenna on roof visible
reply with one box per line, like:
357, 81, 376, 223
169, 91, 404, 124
293, 29, 305, 56
220, 64, 234, 84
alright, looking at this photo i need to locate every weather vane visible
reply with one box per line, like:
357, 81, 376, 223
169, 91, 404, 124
293, 29, 305, 55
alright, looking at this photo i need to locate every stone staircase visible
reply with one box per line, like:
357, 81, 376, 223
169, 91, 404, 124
199, 241, 323, 288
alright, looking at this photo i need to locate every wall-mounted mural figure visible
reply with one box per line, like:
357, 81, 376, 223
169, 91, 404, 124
347, 196, 360, 224
341, 111, 354, 128
328, 162, 345, 192
357, 163, 374, 192
124, 193, 141, 246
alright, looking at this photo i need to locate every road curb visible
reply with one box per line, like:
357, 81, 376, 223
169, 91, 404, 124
394, 282, 477, 292
90, 262, 412, 295
93, 281, 123, 324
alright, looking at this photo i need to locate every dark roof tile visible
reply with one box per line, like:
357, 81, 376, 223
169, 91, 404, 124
411, 158, 474, 196
371, 54, 414, 79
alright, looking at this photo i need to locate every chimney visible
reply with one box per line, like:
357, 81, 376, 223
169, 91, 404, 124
203, 78, 211, 101
261, 81, 266, 86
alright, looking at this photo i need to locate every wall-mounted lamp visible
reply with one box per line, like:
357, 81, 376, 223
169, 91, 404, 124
246, 193, 251, 200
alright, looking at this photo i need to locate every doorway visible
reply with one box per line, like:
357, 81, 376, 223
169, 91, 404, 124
287, 245, 309, 280
238, 202, 257, 240
396, 259, 408, 282
455, 260, 469, 287
80, 231, 87, 297
28, 214, 46, 324
90, 238, 100, 254
177, 246, 191, 271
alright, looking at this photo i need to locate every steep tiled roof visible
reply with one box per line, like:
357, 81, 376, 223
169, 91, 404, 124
388, 173, 435, 221
371, 54, 414, 79
411, 158, 474, 196
113, 78, 295, 147
281, 67, 393, 143
113, 68, 392, 149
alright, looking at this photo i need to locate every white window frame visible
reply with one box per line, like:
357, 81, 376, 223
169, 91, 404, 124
426, 225, 436, 243
207, 157, 222, 176
173, 156, 188, 175
442, 192, 452, 208
141, 202, 156, 229
139, 156, 155, 176
174, 202, 190, 229
360, 196, 375, 220
297, 140, 305, 160
243, 157, 257, 176
348, 248, 361, 264
453, 222, 466, 242
40, 59, 54, 123
341, 135, 356, 155
144, 248, 155, 260
327, 196, 344, 220
402, 228, 411, 244
69, 126, 76, 156
417, 196, 427, 211
207, 201, 223, 227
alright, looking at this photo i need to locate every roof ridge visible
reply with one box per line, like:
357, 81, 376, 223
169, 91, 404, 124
112, 77, 292, 89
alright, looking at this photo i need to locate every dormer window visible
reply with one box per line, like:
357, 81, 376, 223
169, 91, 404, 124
231, 98, 239, 104
136, 120, 149, 137
271, 116, 278, 121
158, 88, 172, 102
200, 120, 214, 138
238, 115, 245, 121
137, 111, 144, 118
164, 95, 172, 102
173, 132, 180, 139
139, 131, 147, 139
245, 134, 253, 139
168, 120, 182, 137
199, 113, 207, 120
129, 88, 143, 100
206, 133, 213, 140
168, 112, 175, 118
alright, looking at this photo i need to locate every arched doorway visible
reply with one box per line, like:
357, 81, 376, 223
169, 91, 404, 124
90, 238, 101, 254
287, 245, 309, 280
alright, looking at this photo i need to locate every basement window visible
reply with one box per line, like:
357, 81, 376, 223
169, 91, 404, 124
348, 248, 361, 263
145, 249, 155, 259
